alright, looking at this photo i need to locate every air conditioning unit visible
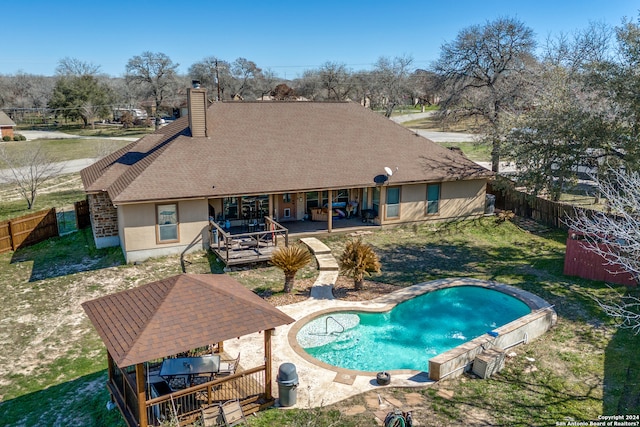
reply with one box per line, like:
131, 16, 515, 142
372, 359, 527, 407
473, 348, 505, 379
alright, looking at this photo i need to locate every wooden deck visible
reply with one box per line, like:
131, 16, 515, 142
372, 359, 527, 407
209, 218, 288, 266
209, 216, 379, 266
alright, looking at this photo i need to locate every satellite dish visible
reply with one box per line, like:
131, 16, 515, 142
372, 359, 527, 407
384, 166, 393, 176
373, 174, 389, 185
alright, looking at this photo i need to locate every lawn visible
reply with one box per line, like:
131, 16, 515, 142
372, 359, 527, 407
0, 138, 132, 167
0, 173, 86, 221
0, 218, 637, 426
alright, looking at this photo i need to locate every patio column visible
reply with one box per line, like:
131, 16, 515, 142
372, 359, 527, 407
264, 328, 273, 400
136, 363, 148, 427
327, 190, 333, 233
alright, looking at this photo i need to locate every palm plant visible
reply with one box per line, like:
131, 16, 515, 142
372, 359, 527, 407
339, 238, 381, 290
270, 244, 313, 293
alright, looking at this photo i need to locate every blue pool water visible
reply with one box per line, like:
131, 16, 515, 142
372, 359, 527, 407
297, 286, 531, 372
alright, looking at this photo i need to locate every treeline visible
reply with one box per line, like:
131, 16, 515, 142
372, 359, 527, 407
0, 53, 436, 128
2, 12, 640, 202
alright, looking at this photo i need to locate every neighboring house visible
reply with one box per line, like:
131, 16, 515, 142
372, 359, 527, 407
81, 85, 493, 263
0, 111, 16, 139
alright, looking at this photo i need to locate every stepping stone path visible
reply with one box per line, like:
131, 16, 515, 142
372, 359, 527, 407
300, 237, 339, 300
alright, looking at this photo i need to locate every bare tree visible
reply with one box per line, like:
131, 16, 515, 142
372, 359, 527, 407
433, 17, 537, 172
318, 62, 353, 100
371, 55, 414, 117
56, 57, 101, 77
293, 69, 322, 100
125, 52, 179, 129
189, 56, 232, 101
229, 57, 263, 100
255, 69, 280, 100
566, 168, 640, 333
0, 145, 63, 210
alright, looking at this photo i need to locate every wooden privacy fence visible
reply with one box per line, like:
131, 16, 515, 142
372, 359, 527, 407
0, 200, 90, 254
0, 209, 58, 253
564, 231, 637, 286
487, 180, 597, 230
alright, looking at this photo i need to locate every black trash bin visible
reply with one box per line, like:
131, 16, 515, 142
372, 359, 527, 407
277, 363, 298, 407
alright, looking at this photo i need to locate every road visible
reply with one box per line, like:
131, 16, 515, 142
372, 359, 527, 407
0, 130, 139, 184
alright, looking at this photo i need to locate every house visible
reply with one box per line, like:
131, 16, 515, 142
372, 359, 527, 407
0, 111, 16, 139
81, 84, 493, 263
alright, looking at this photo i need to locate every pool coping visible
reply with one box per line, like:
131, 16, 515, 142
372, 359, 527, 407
287, 277, 556, 379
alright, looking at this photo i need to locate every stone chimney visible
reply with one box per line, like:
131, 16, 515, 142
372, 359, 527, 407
187, 80, 208, 138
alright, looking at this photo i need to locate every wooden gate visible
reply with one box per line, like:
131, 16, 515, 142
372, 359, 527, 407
75, 199, 91, 229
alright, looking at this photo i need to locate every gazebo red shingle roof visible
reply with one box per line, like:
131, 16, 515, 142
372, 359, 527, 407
82, 273, 295, 367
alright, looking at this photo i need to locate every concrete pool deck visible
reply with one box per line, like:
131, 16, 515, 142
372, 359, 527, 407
224, 275, 555, 408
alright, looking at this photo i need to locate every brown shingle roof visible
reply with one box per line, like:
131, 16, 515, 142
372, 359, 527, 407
81, 274, 295, 367
81, 102, 492, 203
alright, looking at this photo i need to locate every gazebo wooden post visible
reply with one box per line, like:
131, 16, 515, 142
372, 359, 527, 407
106, 352, 114, 387
136, 363, 148, 427
217, 341, 224, 353
264, 328, 273, 400
327, 189, 333, 233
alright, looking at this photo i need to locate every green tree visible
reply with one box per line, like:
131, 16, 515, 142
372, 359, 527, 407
502, 20, 640, 199
270, 245, 312, 293
49, 58, 113, 127
339, 238, 381, 291
433, 17, 537, 172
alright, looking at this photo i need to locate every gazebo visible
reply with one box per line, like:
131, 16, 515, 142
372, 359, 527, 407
82, 273, 295, 427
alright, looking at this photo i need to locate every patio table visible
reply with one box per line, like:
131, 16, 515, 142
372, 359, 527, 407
159, 355, 220, 385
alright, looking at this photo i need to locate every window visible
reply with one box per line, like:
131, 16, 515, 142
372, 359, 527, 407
284, 208, 291, 218
223, 197, 239, 220
386, 186, 400, 218
372, 187, 380, 216
306, 191, 319, 212
335, 189, 349, 204
427, 184, 440, 214
157, 203, 178, 242
283, 193, 292, 203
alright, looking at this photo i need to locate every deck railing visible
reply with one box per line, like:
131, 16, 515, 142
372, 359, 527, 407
145, 366, 267, 426
209, 217, 288, 264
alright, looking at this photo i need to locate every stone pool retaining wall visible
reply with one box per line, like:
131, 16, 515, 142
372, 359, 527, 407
428, 306, 557, 381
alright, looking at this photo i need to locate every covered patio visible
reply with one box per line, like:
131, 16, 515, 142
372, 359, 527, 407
82, 274, 295, 427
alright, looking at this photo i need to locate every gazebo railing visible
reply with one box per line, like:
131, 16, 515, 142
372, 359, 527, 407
145, 366, 267, 426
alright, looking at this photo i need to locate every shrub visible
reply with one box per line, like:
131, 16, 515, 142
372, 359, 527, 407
2, 135, 11, 141
270, 244, 313, 293
495, 209, 515, 223
13, 134, 26, 141
339, 238, 381, 290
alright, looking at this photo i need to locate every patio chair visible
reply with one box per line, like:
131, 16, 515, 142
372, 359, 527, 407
221, 399, 248, 426
200, 404, 223, 427
167, 375, 187, 391
218, 352, 240, 377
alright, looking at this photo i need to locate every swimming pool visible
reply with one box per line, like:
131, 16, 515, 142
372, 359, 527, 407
295, 285, 531, 372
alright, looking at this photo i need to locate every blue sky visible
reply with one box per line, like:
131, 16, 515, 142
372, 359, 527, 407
2, 0, 638, 78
